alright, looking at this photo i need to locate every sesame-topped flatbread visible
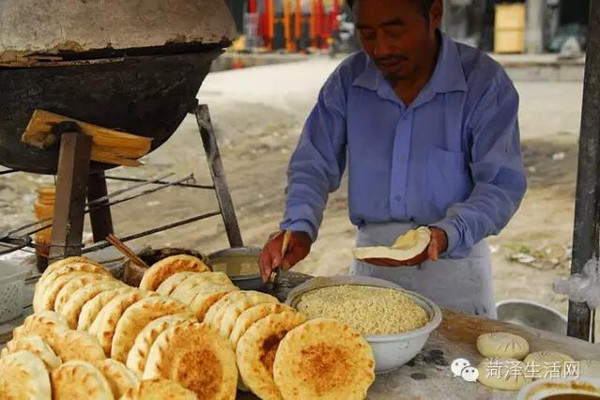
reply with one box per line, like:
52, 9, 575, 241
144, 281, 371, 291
169, 272, 234, 300
229, 303, 294, 350
143, 322, 237, 400
34, 262, 110, 312
12, 311, 68, 343
54, 273, 116, 313
0, 350, 51, 400
50, 328, 107, 364
139, 255, 210, 291
77, 287, 133, 332
205, 291, 277, 330
120, 378, 196, 400
110, 296, 190, 363
219, 293, 282, 339
2, 335, 62, 371
89, 290, 156, 355
62, 280, 125, 329
39, 256, 103, 284
156, 272, 198, 296
236, 311, 306, 400
51, 360, 113, 400
126, 315, 193, 376
97, 359, 140, 398
188, 284, 240, 322
273, 318, 376, 400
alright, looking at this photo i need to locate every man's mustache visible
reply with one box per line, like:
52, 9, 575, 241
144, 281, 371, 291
374, 55, 409, 64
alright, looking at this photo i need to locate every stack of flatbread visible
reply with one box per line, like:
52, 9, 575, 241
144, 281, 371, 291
3, 254, 376, 399
2, 255, 240, 399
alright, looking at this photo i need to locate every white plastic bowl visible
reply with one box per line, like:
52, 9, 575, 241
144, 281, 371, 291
517, 377, 600, 400
285, 275, 442, 374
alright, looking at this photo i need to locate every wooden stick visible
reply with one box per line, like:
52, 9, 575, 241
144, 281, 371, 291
280, 229, 292, 267
268, 230, 292, 288
106, 233, 150, 269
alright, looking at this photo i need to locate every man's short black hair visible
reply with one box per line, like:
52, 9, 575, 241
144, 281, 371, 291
347, 0, 434, 20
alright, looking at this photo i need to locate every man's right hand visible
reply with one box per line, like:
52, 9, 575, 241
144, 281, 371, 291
259, 230, 312, 283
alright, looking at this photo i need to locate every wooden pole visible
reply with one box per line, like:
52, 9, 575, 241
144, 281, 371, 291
567, 0, 600, 341
49, 130, 92, 259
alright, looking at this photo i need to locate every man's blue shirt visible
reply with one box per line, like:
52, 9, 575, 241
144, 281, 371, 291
280, 33, 527, 258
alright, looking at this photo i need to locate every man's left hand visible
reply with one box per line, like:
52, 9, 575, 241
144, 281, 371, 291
362, 227, 448, 267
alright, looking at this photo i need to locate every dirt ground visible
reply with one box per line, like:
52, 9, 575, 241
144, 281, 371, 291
0, 57, 585, 321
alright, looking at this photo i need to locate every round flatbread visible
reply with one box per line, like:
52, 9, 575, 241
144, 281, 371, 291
143, 322, 237, 400
236, 310, 306, 400
3, 335, 61, 370
126, 315, 193, 376
170, 272, 234, 300
50, 328, 107, 364
110, 296, 190, 363
39, 256, 103, 284
62, 281, 125, 329
156, 272, 198, 296
139, 255, 211, 291
477, 358, 532, 391
34, 264, 113, 312
523, 351, 574, 379
219, 293, 281, 339
230, 303, 294, 350
0, 350, 51, 400
476, 332, 530, 360
90, 290, 156, 355
51, 360, 114, 400
97, 359, 140, 398
12, 311, 68, 343
77, 287, 133, 332
273, 318, 375, 400
188, 284, 240, 322
34, 262, 110, 313
172, 280, 237, 307
54, 273, 115, 314
121, 378, 196, 400
206, 291, 278, 330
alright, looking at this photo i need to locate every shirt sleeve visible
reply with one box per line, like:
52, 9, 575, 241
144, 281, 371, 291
279, 71, 348, 241
432, 76, 527, 258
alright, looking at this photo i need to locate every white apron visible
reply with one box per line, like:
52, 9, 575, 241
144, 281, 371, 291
351, 222, 497, 319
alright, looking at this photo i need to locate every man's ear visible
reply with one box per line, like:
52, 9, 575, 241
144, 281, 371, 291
430, 0, 443, 31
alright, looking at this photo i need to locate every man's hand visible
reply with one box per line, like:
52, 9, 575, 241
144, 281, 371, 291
362, 227, 448, 267
259, 230, 312, 283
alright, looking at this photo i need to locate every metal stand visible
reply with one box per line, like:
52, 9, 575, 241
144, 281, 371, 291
195, 104, 243, 248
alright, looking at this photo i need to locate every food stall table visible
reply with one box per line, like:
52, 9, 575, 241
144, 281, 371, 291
2, 271, 598, 399
244, 271, 600, 400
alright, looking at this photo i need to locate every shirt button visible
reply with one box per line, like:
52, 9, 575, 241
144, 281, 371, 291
395, 195, 402, 202
397, 154, 403, 162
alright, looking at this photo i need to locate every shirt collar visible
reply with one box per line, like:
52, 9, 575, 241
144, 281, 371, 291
352, 32, 468, 96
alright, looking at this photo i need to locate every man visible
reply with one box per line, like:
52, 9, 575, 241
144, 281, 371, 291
259, 0, 527, 318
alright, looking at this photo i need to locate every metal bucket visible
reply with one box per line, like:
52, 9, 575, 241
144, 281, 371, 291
496, 299, 568, 335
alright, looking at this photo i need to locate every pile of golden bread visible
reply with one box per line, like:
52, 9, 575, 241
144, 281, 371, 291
0, 255, 376, 399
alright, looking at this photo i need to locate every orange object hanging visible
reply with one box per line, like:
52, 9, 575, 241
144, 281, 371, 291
294, 0, 302, 51
268, 0, 275, 49
284, 0, 293, 52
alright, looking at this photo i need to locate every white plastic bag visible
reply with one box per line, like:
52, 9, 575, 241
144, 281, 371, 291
553, 258, 600, 310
